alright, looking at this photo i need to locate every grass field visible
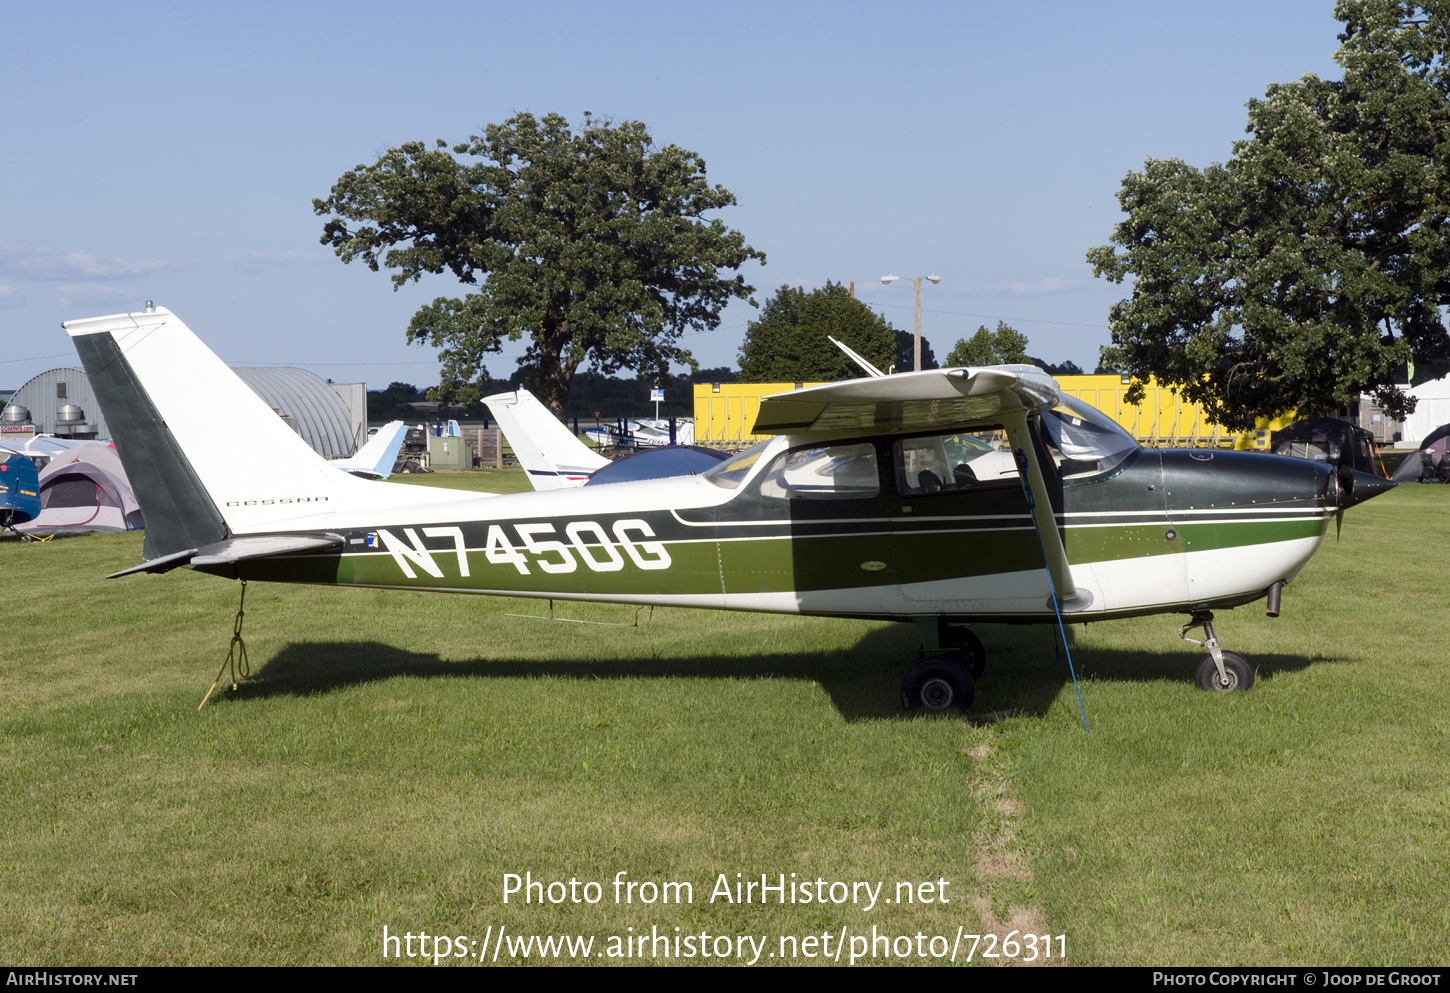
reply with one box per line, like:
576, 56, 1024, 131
1, 473, 1445, 966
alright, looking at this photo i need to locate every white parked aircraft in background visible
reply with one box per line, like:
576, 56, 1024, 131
331, 420, 408, 480
483, 390, 610, 489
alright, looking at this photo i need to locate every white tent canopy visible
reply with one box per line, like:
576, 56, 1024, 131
1400, 377, 1450, 449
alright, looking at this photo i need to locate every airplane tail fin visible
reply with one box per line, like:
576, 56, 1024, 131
67, 310, 234, 559
332, 420, 408, 479
483, 389, 610, 490
64, 307, 459, 562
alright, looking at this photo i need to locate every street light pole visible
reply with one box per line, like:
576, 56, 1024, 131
880, 273, 940, 371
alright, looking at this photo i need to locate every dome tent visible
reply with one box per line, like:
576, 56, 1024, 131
17, 443, 143, 533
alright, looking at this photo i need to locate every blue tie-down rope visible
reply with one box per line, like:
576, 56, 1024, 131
1015, 448, 1090, 734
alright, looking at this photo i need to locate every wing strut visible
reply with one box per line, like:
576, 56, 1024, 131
1001, 410, 1084, 608
1004, 409, 1092, 733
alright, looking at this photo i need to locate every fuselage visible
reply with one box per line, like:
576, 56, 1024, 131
220, 433, 1334, 625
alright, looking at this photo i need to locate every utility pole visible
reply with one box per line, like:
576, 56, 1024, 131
880, 273, 940, 371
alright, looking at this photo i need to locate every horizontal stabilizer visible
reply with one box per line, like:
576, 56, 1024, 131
106, 547, 201, 578
190, 532, 346, 566
106, 532, 345, 578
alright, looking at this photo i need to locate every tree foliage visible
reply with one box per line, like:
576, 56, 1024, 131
944, 321, 1030, 367
1034, 358, 1084, 377
314, 112, 765, 418
893, 330, 938, 371
737, 282, 898, 381
1088, 1, 1450, 429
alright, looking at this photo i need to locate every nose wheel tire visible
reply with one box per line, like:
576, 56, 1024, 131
1194, 651, 1254, 692
901, 656, 975, 711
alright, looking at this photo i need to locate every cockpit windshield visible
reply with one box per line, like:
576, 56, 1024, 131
703, 440, 775, 489
1040, 396, 1140, 477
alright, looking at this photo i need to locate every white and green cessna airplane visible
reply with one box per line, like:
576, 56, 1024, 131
65, 306, 1393, 710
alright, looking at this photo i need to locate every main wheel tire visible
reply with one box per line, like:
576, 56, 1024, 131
943, 623, 987, 680
901, 656, 975, 711
1194, 651, 1254, 692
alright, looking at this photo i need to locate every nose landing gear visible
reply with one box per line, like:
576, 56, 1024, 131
1181, 611, 1255, 692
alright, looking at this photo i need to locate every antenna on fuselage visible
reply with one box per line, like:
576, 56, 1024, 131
827, 336, 887, 378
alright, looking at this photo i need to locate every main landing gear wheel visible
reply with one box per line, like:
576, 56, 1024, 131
942, 623, 987, 681
901, 656, 975, 712
1194, 651, 1254, 692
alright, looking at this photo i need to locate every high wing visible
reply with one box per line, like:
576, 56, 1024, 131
483, 389, 610, 490
752, 365, 1060, 436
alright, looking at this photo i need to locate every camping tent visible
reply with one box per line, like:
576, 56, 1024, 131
1391, 423, 1450, 483
16, 443, 144, 533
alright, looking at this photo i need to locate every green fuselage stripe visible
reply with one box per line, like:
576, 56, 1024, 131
234, 511, 1326, 598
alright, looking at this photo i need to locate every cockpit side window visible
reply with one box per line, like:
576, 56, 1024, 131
893, 430, 1019, 496
756, 442, 880, 500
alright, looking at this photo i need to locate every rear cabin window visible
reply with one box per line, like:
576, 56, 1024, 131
757, 443, 879, 500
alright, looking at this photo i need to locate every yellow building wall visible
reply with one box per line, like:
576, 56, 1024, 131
693, 382, 824, 445
694, 377, 1292, 449
1056, 376, 1291, 450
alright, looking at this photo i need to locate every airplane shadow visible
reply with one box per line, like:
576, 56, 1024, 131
228, 623, 1331, 723
976, 632, 1327, 723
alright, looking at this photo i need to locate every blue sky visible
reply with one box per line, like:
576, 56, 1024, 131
0, 1, 1344, 394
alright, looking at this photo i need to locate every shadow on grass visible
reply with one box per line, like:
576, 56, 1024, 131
982, 642, 1329, 720
230, 623, 1332, 722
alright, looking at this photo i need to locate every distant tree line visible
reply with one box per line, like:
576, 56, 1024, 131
368, 366, 737, 423
369, 281, 1095, 424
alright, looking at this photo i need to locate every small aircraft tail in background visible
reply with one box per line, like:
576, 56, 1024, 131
332, 420, 408, 480
483, 389, 609, 490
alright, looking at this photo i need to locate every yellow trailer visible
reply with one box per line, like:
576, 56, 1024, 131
695, 375, 1291, 449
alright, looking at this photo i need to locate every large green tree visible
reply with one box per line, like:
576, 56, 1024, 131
314, 112, 765, 419
737, 281, 898, 381
1087, 0, 1450, 429
944, 321, 1030, 367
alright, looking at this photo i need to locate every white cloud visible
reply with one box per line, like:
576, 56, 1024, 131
0, 284, 24, 308
57, 284, 139, 308
0, 243, 171, 281
229, 251, 324, 274
976, 277, 1093, 296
